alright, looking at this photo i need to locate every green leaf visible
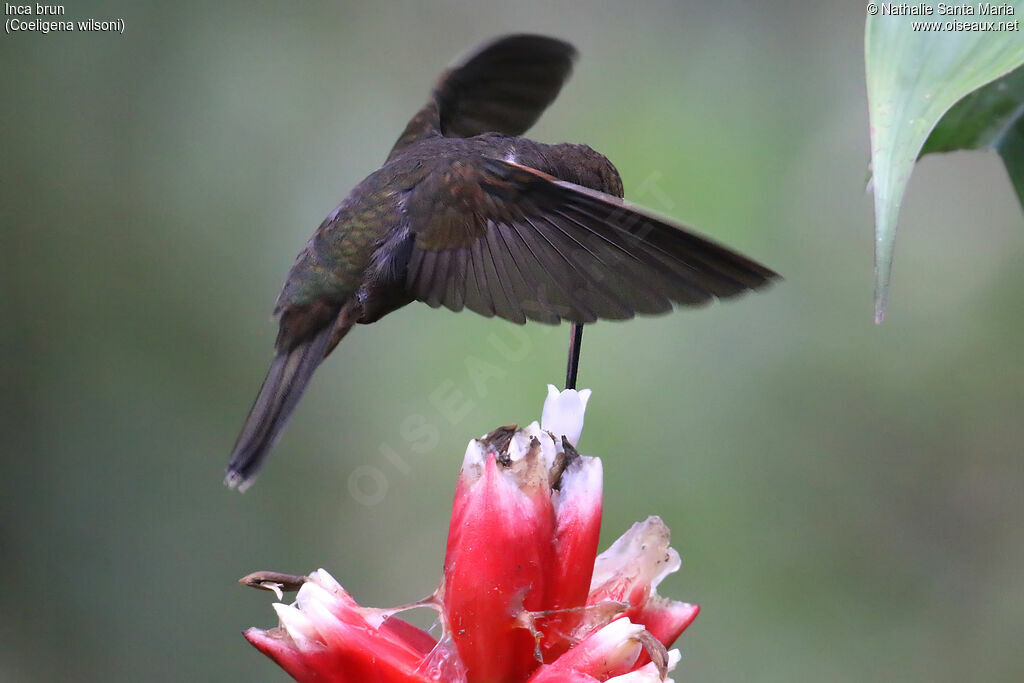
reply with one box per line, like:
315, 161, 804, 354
921, 63, 1024, 206
865, 6, 1024, 322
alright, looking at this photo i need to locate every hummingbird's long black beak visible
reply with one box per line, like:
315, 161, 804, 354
565, 323, 584, 390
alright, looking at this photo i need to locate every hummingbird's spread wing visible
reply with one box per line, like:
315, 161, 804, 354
403, 158, 779, 325
389, 35, 577, 160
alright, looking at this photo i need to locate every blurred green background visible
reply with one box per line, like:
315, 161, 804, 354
4, 1, 1023, 681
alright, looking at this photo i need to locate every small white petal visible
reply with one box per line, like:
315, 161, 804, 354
299, 589, 351, 639
517, 421, 557, 469
506, 424, 536, 463
591, 616, 646, 644
272, 603, 319, 644
651, 548, 681, 590
557, 455, 602, 497
591, 517, 680, 592
555, 617, 645, 675
553, 455, 602, 516
541, 385, 592, 447
608, 648, 681, 682
578, 388, 592, 410
460, 438, 488, 481
295, 580, 338, 614
308, 568, 343, 594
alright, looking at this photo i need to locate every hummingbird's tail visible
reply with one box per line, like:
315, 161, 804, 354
225, 313, 346, 491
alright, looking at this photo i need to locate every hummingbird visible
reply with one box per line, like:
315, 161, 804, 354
225, 34, 779, 490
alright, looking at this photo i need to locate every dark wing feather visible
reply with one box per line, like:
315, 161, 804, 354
436, 35, 577, 138
404, 158, 778, 325
389, 35, 577, 159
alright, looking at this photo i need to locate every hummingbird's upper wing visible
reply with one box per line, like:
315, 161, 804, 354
402, 158, 779, 325
388, 35, 577, 160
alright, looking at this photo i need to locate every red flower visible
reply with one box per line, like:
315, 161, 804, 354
244, 388, 699, 682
